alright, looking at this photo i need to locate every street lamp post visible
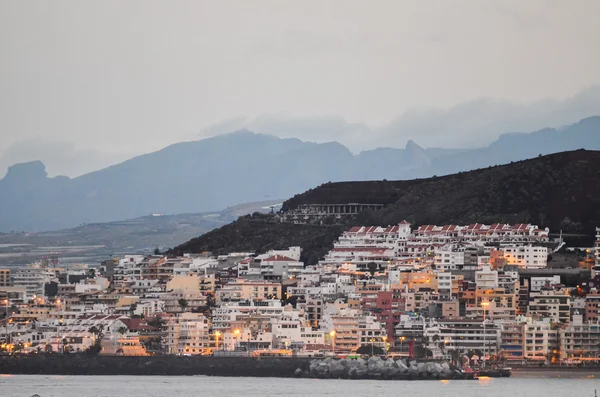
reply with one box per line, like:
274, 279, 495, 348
382, 336, 387, 353
56, 299, 62, 354
481, 301, 490, 368
400, 336, 405, 355
329, 330, 336, 354
214, 331, 221, 351
233, 329, 240, 352
3, 299, 8, 347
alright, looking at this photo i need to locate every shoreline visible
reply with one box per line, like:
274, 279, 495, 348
1, 355, 599, 379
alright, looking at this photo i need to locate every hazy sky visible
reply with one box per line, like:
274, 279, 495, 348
1, 0, 600, 176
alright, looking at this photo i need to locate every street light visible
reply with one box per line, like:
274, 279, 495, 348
214, 331, 221, 351
3, 299, 9, 347
400, 336, 405, 354
233, 329, 240, 351
329, 330, 336, 354
481, 301, 490, 368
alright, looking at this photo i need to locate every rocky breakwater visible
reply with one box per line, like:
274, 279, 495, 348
297, 357, 472, 380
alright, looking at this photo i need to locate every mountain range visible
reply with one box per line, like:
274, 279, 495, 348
1, 116, 599, 232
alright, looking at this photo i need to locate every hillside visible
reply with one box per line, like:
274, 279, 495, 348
173, 150, 600, 264
169, 213, 346, 265
1, 116, 599, 232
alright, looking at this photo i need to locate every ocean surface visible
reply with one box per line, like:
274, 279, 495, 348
1, 375, 600, 397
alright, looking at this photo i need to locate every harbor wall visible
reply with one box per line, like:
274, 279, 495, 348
0, 355, 472, 380
0, 355, 312, 377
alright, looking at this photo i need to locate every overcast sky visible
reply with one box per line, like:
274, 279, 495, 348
1, 0, 600, 177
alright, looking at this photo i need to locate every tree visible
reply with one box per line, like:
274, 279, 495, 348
129, 303, 138, 317
153, 247, 161, 255
356, 344, 384, 355
206, 292, 216, 308
178, 298, 189, 312
367, 262, 378, 277
147, 316, 164, 329
117, 326, 128, 336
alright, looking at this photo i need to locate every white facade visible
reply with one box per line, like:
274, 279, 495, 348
475, 265, 499, 289
424, 318, 501, 358
501, 245, 549, 269
12, 264, 56, 301
530, 276, 561, 292
167, 312, 211, 355
436, 272, 453, 296
434, 248, 464, 270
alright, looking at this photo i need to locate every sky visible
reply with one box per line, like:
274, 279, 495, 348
1, 0, 600, 177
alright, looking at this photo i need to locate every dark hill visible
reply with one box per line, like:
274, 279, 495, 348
169, 213, 346, 265
173, 150, 600, 265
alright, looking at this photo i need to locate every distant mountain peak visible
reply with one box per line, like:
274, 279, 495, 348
226, 128, 255, 136
2, 160, 47, 182
405, 139, 424, 152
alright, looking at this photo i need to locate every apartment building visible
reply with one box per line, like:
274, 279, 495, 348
528, 290, 571, 323
425, 318, 501, 358
0, 268, 10, 287
559, 314, 600, 359
167, 312, 211, 355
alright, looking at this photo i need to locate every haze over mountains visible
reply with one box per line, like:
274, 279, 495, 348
1, 116, 599, 233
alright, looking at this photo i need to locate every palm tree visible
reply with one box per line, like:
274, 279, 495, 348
178, 298, 189, 313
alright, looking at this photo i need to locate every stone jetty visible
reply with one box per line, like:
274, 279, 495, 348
297, 356, 472, 380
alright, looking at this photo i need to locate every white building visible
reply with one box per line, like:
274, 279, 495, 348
167, 312, 211, 355
559, 314, 600, 359
475, 265, 499, 289
434, 248, 464, 270
425, 318, 501, 358
530, 276, 561, 292
259, 255, 304, 279
501, 245, 549, 269
12, 264, 56, 301
436, 272, 453, 296
271, 314, 326, 349
528, 290, 571, 323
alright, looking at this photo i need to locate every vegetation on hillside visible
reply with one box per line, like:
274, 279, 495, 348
286, 150, 600, 235
169, 213, 345, 265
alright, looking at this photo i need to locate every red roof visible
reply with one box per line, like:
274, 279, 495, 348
120, 318, 158, 332
331, 247, 388, 254
262, 255, 298, 262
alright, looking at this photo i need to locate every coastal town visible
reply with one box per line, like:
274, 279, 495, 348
1, 222, 600, 369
